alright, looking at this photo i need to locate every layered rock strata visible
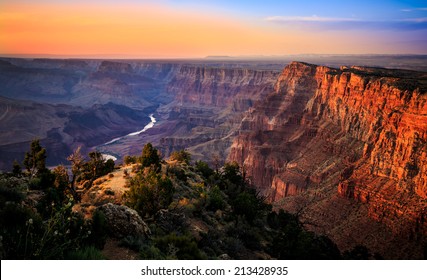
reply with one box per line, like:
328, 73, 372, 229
229, 62, 427, 256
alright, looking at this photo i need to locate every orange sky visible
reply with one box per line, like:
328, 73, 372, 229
1, 1, 424, 58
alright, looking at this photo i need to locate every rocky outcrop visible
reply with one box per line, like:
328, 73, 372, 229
97, 61, 133, 74
167, 66, 279, 107
229, 62, 427, 256
97, 203, 151, 238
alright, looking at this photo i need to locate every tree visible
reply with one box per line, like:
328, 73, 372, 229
104, 159, 115, 174
222, 161, 244, 186
232, 192, 259, 224
23, 139, 47, 178
124, 169, 174, 217
67, 146, 85, 200
140, 143, 161, 170
207, 185, 226, 211
195, 161, 214, 179
43, 165, 70, 209
12, 160, 22, 175
86, 151, 105, 180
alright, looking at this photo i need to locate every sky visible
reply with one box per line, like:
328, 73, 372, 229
1, 0, 427, 58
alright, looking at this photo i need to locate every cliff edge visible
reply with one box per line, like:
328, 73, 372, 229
229, 61, 427, 258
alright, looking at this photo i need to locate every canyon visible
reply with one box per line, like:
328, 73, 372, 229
0, 58, 282, 169
1, 56, 427, 258
229, 62, 427, 258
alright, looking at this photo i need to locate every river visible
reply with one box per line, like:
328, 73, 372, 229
101, 114, 157, 161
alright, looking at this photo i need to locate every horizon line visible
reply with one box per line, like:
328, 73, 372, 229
2, 53, 427, 60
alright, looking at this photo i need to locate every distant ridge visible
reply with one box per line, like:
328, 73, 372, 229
204, 55, 232, 59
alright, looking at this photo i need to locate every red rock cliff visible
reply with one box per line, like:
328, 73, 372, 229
229, 62, 427, 255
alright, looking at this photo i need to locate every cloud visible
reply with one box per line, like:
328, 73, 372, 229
265, 16, 358, 23
401, 7, 427, 12
265, 15, 427, 31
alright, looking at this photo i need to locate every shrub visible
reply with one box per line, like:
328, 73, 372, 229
67, 246, 106, 260
87, 210, 107, 249
104, 189, 115, 196
140, 143, 161, 171
167, 165, 187, 182
139, 244, 166, 260
207, 186, 226, 211
124, 170, 174, 217
154, 233, 205, 260
170, 150, 191, 164
195, 161, 214, 179
123, 155, 137, 165
232, 192, 259, 224
119, 235, 147, 252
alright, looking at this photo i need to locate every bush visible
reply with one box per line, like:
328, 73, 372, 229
155, 233, 205, 260
139, 244, 166, 260
119, 235, 147, 252
104, 189, 115, 196
207, 186, 226, 211
124, 170, 174, 217
0, 185, 25, 206
140, 143, 161, 171
269, 211, 341, 260
232, 192, 259, 224
87, 210, 107, 249
67, 246, 106, 260
123, 155, 137, 165
195, 161, 214, 179
170, 150, 191, 164
167, 165, 187, 182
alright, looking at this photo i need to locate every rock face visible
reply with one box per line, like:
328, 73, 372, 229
167, 66, 278, 107
97, 203, 151, 238
229, 62, 427, 257
158, 66, 279, 163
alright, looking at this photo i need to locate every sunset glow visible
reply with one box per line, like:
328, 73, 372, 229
1, 0, 426, 58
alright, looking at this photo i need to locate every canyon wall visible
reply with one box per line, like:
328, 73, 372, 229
229, 62, 427, 257
167, 66, 278, 108
157, 66, 280, 162
0, 58, 280, 169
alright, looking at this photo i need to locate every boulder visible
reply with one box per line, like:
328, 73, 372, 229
98, 203, 151, 238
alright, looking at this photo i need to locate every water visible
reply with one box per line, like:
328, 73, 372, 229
100, 114, 157, 161
103, 114, 156, 146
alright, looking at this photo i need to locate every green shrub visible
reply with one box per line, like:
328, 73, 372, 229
67, 246, 106, 260
207, 186, 226, 211
155, 233, 205, 260
119, 235, 147, 252
123, 155, 138, 165
87, 210, 107, 249
139, 244, 166, 260
167, 165, 187, 182
140, 143, 161, 171
170, 150, 191, 164
124, 170, 174, 217
195, 161, 214, 179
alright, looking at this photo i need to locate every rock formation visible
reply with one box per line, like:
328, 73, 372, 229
158, 66, 279, 162
229, 62, 427, 257
97, 203, 151, 238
